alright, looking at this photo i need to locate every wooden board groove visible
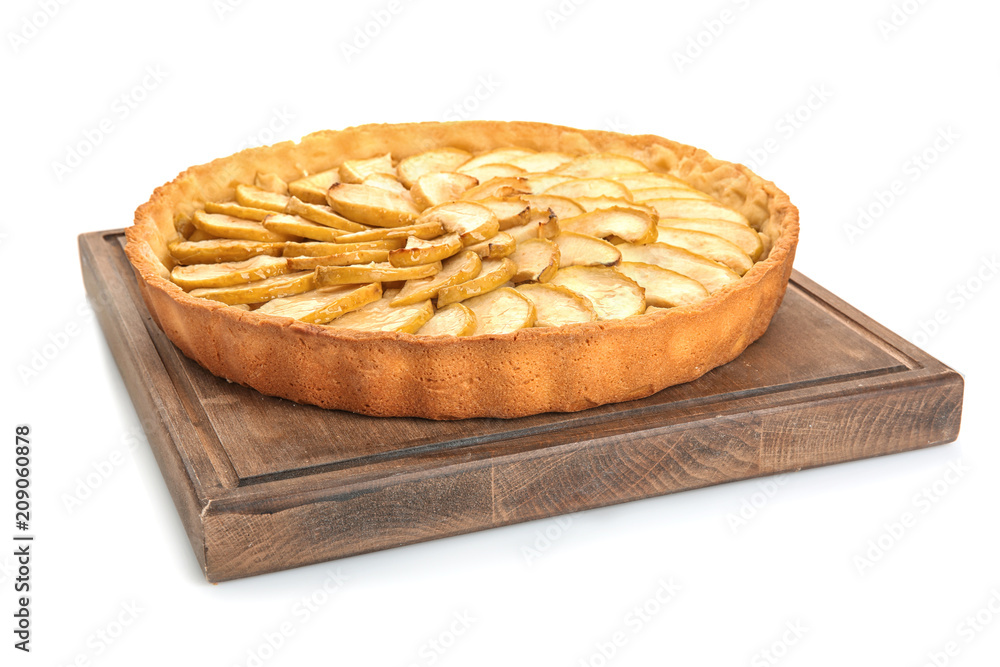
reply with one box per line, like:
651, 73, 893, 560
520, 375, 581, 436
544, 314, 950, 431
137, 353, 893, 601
80, 230, 964, 581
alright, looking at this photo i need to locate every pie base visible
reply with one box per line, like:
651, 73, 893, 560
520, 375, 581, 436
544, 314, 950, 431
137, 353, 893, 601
125, 121, 799, 419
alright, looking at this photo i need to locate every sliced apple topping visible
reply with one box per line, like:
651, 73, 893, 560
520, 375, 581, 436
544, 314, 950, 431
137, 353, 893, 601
506, 210, 559, 244
315, 261, 441, 286
559, 207, 657, 245
436, 257, 518, 307
663, 219, 763, 261
465, 232, 516, 260
416, 303, 477, 337
617, 262, 710, 308
189, 271, 316, 305
256, 283, 382, 324
418, 201, 500, 246
510, 238, 559, 284
339, 153, 396, 184
411, 172, 479, 209
518, 194, 583, 220
458, 163, 525, 182
262, 213, 346, 242
555, 153, 649, 178
463, 287, 536, 335
509, 152, 574, 173
388, 233, 463, 267
285, 249, 392, 270
324, 290, 434, 334
612, 171, 694, 191
475, 197, 534, 229
169, 239, 285, 265
654, 227, 753, 275
288, 168, 340, 204
631, 186, 711, 202
235, 184, 289, 213
644, 198, 750, 226
460, 176, 530, 201
326, 183, 420, 227
553, 232, 621, 268
392, 250, 482, 306
204, 201, 272, 222
171, 255, 289, 290
545, 178, 633, 201
282, 239, 404, 257
192, 211, 297, 243
571, 196, 658, 218
361, 173, 410, 199
254, 172, 289, 195
521, 172, 575, 194
515, 283, 597, 328
334, 221, 445, 244
285, 196, 368, 232
397, 148, 472, 188
618, 243, 739, 293
549, 266, 645, 320
458, 147, 536, 172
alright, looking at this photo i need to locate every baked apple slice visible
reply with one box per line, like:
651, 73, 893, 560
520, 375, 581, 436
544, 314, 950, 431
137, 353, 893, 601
189, 271, 316, 305
458, 148, 536, 172
411, 172, 479, 209
168, 239, 285, 265
256, 283, 382, 324
510, 238, 560, 284
288, 168, 340, 204
282, 239, 404, 257
555, 153, 649, 178
610, 171, 693, 191
463, 287, 536, 335
548, 266, 646, 320
663, 219, 763, 261
388, 233, 463, 267
391, 250, 482, 306
324, 291, 434, 333
397, 148, 472, 188
436, 257, 518, 306
326, 183, 420, 227
618, 243, 739, 293
506, 210, 559, 244
460, 176, 531, 201
465, 232, 516, 259
334, 221, 445, 243
617, 261, 710, 308
559, 207, 657, 244
553, 232, 621, 267
508, 151, 574, 173
235, 184, 289, 213
545, 178, 633, 201
285, 196, 368, 232
254, 172, 288, 194
416, 303, 477, 337
192, 211, 297, 243
516, 283, 596, 327
171, 255, 289, 290
315, 261, 441, 286
631, 186, 711, 202
644, 198, 750, 226
262, 213, 346, 242
518, 194, 583, 220
204, 201, 272, 221
458, 163, 525, 182
285, 249, 391, 270
655, 227, 754, 275
339, 153, 396, 183
418, 201, 500, 246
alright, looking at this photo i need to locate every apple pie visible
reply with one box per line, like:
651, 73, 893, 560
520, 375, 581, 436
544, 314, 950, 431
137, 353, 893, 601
125, 121, 799, 419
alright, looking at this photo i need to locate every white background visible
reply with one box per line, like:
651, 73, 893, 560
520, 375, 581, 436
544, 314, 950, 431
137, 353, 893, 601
2, 0, 999, 665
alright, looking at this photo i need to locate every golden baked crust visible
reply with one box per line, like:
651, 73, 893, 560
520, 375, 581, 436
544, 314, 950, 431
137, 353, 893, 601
125, 121, 799, 419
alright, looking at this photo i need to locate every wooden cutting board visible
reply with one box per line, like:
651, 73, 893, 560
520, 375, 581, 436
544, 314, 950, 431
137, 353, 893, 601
79, 230, 964, 582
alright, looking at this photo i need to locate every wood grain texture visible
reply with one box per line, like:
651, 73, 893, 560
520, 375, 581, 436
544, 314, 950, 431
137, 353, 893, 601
79, 230, 964, 581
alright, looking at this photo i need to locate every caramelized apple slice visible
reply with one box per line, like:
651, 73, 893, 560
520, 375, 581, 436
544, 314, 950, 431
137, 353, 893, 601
655, 227, 754, 275
339, 153, 395, 184
518, 194, 583, 220
510, 238, 559, 283
611, 171, 693, 191
397, 148, 472, 188
288, 168, 340, 204
187, 229, 216, 242
285, 250, 391, 270
204, 201, 272, 222
549, 266, 645, 320
189, 271, 315, 305
618, 243, 739, 293
361, 173, 410, 198
326, 183, 420, 227
254, 172, 289, 195
392, 250, 482, 306
171, 255, 289, 290
262, 213, 346, 242
644, 198, 750, 226
256, 283, 382, 324
324, 291, 434, 333
465, 232, 516, 259
388, 233, 463, 267
555, 153, 649, 178
192, 211, 296, 242
506, 210, 559, 244
334, 221, 445, 244
657, 219, 763, 261
509, 152, 574, 172
436, 257, 517, 306
315, 261, 441, 286
416, 303, 476, 337
411, 172, 479, 209
282, 239, 404, 257
631, 186, 711, 202
553, 232, 621, 268
460, 176, 530, 201
169, 238, 285, 265
559, 207, 657, 245
459, 148, 536, 172
235, 184, 289, 213
521, 173, 575, 194
458, 163, 525, 182
617, 262, 710, 308
286, 195, 368, 232
516, 283, 596, 327
545, 178, 633, 201
463, 287, 536, 335
475, 197, 534, 229
417, 201, 500, 246
572, 196, 658, 219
